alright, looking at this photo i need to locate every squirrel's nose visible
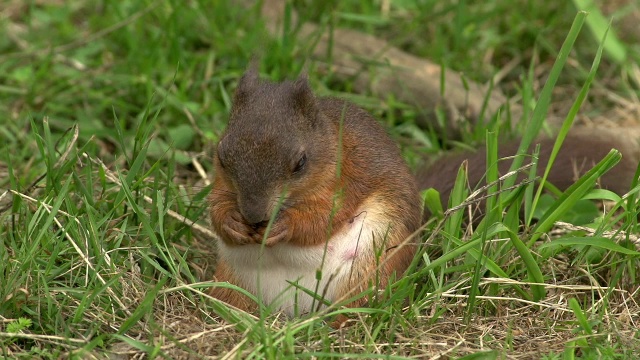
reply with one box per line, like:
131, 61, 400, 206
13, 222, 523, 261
238, 201, 269, 226
241, 211, 267, 227
238, 193, 279, 226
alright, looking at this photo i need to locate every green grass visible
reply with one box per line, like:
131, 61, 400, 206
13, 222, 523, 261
1, 0, 640, 358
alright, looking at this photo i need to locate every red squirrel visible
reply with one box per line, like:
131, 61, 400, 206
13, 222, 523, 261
209, 70, 639, 317
209, 70, 421, 316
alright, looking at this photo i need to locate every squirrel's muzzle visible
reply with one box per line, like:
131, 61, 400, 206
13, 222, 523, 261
238, 193, 273, 226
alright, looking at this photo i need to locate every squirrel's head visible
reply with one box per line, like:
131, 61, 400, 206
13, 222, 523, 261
215, 70, 337, 226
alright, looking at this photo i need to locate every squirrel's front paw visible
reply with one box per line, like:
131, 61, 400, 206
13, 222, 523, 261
220, 211, 258, 245
254, 217, 292, 246
256, 216, 292, 247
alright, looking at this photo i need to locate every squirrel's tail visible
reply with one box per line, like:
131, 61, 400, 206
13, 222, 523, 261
415, 127, 640, 215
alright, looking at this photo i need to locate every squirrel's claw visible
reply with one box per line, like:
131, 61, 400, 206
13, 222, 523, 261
220, 212, 258, 245
257, 219, 291, 247
221, 223, 253, 245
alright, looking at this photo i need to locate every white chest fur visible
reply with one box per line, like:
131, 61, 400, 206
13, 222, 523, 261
217, 206, 390, 317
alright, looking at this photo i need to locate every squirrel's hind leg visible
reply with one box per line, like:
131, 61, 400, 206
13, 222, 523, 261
210, 259, 257, 313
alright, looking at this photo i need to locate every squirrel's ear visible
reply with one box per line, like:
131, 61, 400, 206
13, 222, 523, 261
234, 70, 260, 106
292, 74, 316, 115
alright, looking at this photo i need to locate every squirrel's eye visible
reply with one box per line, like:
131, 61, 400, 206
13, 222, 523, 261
293, 153, 307, 174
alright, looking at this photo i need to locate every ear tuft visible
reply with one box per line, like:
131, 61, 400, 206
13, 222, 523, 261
233, 69, 260, 107
292, 74, 316, 115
